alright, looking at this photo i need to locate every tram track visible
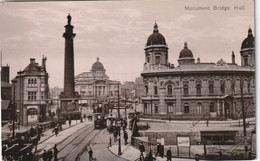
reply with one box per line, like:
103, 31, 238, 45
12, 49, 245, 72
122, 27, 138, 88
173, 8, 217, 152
57, 124, 94, 153
74, 129, 103, 161
55, 125, 104, 161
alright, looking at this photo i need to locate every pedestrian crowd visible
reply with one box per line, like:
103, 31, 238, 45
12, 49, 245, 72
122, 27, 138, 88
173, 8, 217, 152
138, 142, 173, 161
42, 144, 58, 161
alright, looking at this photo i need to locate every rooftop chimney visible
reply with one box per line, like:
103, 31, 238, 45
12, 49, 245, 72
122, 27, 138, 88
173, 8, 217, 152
197, 57, 201, 63
30, 58, 35, 64
232, 51, 235, 64
42, 56, 47, 68
1, 65, 10, 83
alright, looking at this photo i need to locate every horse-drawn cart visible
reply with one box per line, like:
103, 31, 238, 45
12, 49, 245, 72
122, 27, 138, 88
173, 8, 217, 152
4, 143, 33, 160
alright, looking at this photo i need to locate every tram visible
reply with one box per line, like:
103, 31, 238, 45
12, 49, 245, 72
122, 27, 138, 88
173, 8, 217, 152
93, 103, 110, 129
94, 113, 106, 129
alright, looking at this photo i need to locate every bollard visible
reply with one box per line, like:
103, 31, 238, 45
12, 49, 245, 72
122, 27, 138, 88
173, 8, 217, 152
109, 137, 112, 147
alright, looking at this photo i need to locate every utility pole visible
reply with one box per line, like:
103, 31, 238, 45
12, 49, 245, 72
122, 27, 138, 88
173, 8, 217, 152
240, 78, 248, 157
12, 104, 16, 140
125, 88, 127, 118
117, 82, 122, 155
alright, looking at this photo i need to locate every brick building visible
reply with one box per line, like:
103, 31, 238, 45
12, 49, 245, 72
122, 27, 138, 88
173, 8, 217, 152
12, 57, 49, 126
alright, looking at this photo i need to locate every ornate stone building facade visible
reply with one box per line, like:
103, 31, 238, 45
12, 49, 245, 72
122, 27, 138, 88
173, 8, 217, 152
141, 23, 255, 120
12, 57, 49, 125
75, 58, 120, 106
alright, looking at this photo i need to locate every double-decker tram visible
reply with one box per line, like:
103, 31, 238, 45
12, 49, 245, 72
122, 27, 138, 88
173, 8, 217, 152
93, 103, 110, 129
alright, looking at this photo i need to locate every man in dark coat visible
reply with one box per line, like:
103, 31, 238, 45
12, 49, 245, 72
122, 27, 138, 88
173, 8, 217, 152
166, 147, 172, 161
69, 118, 71, 126
113, 129, 118, 142
88, 147, 93, 160
42, 150, 47, 161
30, 126, 35, 137
55, 127, 59, 136
148, 150, 154, 161
139, 143, 145, 158
123, 131, 128, 145
155, 143, 161, 157
54, 144, 58, 161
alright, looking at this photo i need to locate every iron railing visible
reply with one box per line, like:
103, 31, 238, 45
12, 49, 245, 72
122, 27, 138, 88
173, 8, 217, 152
192, 113, 209, 126
131, 136, 157, 154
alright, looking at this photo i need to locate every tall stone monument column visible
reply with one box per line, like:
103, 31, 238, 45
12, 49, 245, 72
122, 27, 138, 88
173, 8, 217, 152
63, 13, 76, 97
60, 14, 80, 115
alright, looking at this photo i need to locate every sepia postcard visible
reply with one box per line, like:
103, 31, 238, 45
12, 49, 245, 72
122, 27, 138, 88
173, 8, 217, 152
1, 0, 256, 160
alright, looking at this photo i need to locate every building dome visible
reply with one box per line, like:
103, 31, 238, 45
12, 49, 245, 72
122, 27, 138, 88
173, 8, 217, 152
179, 42, 193, 58
91, 58, 104, 71
147, 22, 166, 46
241, 28, 255, 50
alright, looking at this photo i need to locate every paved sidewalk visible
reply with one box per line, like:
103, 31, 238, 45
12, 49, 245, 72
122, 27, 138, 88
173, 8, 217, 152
107, 118, 208, 161
109, 144, 202, 161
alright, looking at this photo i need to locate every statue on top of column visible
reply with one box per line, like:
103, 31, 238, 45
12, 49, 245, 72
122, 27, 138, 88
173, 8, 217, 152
67, 13, 71, 25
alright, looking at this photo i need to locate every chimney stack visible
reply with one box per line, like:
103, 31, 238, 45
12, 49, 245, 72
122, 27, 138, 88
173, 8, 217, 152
197, 57, 200, 63
30, 58, 35, 64
232, 51, 235, 64
42, 56, 47, 68
1, 65, 10, 83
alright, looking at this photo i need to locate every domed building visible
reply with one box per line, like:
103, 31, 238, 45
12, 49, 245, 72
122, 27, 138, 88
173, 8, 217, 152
240, 28, 255, 67
141, 23, 255, 121
75, 58, 120, 106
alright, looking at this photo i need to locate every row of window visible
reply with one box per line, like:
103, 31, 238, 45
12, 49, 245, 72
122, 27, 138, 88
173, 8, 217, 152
167, 102, 215, 114
144, 102, 215, 114
147, 55, 164, 65
28, 79, 37, 87
28, 92, 37, 100
28, 92, 45, 100
145, 82, 251, 96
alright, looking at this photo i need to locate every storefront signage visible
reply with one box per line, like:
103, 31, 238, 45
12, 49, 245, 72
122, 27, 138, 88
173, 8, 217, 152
177, 136, 190, 147
27, 108, 38, 115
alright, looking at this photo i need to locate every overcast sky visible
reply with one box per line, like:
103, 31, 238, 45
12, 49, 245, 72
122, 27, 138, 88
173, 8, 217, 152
0, 0, 255, 88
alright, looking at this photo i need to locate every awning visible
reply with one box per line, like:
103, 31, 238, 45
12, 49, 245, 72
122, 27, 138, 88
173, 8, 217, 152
1, 100, 11, 110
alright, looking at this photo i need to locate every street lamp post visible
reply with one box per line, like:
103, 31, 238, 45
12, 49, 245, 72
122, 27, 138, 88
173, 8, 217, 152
12, 104, 16, 140
238, 109, 241, 127
240, 78, 248, 157
117, 82, 122, 155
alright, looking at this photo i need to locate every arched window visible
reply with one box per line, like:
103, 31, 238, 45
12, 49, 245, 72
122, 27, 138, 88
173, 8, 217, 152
155, 104, 158, 113
209, 84, 214, 94
248, 82, 251, 93
231, 84, 235, 93
221, 84, 225, 94
145, 85, 148, 95
167, 85, 173, 95
147, 56, 150, 63
155, 56, 160, 64
196, 84, 201, 95
210, 102, 214, 112
184, 103, 189, 113
144, 103, 147, 114
244, 57, 248, 66
197, 103, 202, 113
167, 103, 176, 113
183, 85, 189, 95
154, 86, 158, 95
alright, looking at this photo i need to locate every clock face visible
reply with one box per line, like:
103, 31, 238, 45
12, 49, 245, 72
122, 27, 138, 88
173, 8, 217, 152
64, 101, 77, 111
